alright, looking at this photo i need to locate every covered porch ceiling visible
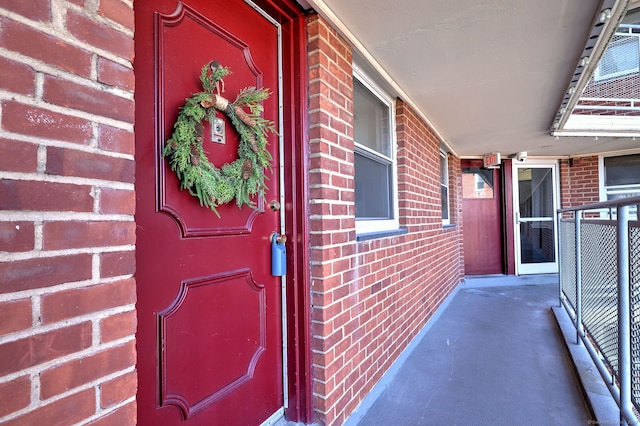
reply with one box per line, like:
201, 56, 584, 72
299, 0, 640, 158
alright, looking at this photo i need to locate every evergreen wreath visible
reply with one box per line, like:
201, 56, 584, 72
163, 60, 276, 217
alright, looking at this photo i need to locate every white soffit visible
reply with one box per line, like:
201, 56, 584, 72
301, 0, 457, 156
302, 0, 640, 157
552, 0, 636, 135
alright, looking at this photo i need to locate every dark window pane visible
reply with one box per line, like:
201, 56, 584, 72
441, 185, 449, 220
605, 154, 640, 186
439, 153, 447, 185
355, 153, 392, 219
519, 222, 555, 263
440, 153, 449, 220
518, 168, 554, 218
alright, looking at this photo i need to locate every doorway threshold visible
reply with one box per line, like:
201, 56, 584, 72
463, 273, 559, 288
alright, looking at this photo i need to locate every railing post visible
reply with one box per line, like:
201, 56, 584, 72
575, 211, 583, 344
557, 211, 563, 307
618, 205, 631, 425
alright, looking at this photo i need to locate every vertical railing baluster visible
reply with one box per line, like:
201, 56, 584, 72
576, 211, 583, 344
558, 211, 563, 307
618, 205, 631, 425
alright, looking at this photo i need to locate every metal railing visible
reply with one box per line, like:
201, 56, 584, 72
575, 97, 640, 113
558, 196, 640, 425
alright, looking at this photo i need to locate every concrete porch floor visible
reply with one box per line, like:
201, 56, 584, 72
344, 275, 594, 426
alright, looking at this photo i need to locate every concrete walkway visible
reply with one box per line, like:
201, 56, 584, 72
346, 277, 592, 426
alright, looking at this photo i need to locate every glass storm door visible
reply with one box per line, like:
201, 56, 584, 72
513, 163, 559, 275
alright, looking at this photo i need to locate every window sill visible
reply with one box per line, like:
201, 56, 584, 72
442, 224, 456, 230
356, 227, 408, 241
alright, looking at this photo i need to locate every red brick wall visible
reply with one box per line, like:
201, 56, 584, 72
559, 156, 600, 209
0, 1, 136, 424
308, 14, 463, 425
576, 74, 640, 116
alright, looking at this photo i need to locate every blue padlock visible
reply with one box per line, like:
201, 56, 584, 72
271, 233, 287, 276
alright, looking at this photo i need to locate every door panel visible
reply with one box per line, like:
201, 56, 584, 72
157, 2, 274, 236
158, 270, 267, 416
514, 164, 559, 275
135, 1, 283, 424
462, 161, 503, 275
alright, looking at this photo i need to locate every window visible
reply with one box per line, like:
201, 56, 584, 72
594, 34, 640, 81
463, 167, 494, 199
353, 69, 398, 234
594, 8, 640, 82
440, 151, 450, 224
600, 153, 640, 218
475, 174, 485, 192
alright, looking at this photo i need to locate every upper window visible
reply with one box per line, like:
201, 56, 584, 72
594, 32, 640, 81
600, 153, 640, 218
440, 151, 450, 224
594, 9, 640, 82
353, 69, 398, 234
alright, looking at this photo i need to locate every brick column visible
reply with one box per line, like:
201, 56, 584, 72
0, 0, 136, 424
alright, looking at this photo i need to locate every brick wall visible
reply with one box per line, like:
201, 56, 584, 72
559, 156, 600, 209
0, 1, 136, 424
307, 14, 464, 425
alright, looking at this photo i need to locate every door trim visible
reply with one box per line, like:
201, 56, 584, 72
502, 159, 516, 275
246, 0, 289, 411
248, 0, 313, 422
512, 159, 560, 275
244, 0, 312, 422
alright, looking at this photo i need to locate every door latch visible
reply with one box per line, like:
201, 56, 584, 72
269, 200, 281, 211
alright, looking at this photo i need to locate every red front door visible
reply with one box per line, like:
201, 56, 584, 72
461, 160, 504, 275
135, 1, 287, 423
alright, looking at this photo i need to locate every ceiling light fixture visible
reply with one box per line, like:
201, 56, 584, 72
568, 86, 576, 95
600, 8, 612, 23
579, 56, 590, 67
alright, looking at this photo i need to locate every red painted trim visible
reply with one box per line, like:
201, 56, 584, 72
463, 159, 484, 168
284, 10, 313, 425
252, 0, 312, 422
502, 159, 516, 275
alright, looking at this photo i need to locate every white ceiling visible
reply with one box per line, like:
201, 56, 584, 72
301, 0, 640, 158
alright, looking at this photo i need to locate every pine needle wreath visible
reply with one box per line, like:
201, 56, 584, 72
163, 60, 276, 217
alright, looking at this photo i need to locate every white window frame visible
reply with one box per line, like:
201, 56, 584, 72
598, 151, 640, 219
440, 150, 450, 225
353, 66, 399, 235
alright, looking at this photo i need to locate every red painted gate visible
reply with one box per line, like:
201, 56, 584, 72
135, 0, 301, 423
